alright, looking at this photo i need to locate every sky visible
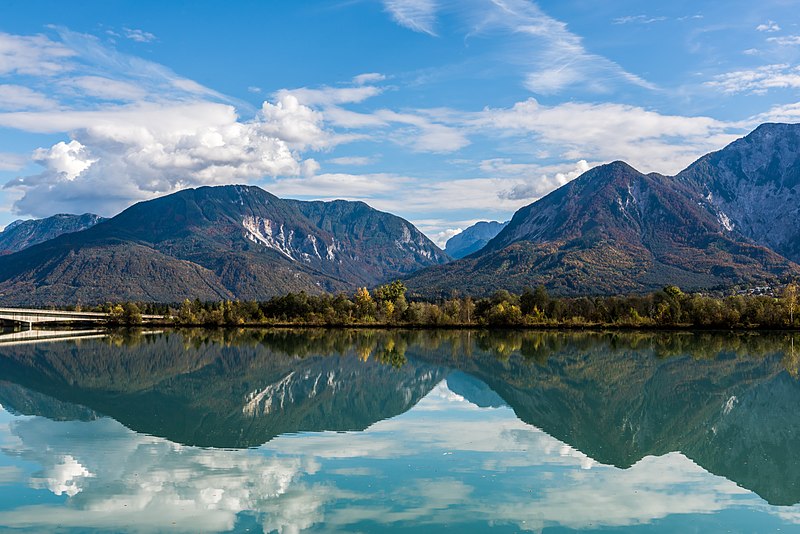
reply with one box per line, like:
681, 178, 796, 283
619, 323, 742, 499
1, 0, 799, 246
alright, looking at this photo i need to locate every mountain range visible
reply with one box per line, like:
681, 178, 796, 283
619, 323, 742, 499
0, 122, 798, 303
406, 123, 800, 296
0, 213, 104, 255
0, 185, 447, 305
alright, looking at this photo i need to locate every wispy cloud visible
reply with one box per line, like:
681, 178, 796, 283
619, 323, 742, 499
0, 32, 75, 76
0, 85, 57, 110
464, 0, 655, 94
383, 0, 438, 36
380, 0, 654, 95
123, 27, 156, 43
327, 156, 377, 166
706, 64, 800, 94
613, 15, 667, 25
767, 35, 800, 46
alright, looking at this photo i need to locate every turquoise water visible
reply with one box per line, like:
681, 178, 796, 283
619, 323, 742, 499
0, 329, 798, 533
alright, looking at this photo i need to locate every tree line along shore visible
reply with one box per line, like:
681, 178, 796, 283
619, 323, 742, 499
60, 281, 800, 329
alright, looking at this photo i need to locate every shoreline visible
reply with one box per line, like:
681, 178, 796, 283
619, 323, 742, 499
27, 321, 799, 333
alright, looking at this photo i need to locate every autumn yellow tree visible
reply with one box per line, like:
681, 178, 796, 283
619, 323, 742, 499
785, 282, 798, 326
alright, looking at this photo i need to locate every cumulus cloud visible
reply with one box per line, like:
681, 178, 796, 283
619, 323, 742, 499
706, 64, 800, 94
5, 97, 331, 216
31, 140, 96, 181
0, 417, 327, 533
383, 0, 438, 36
497, 159, 590, 201
432, 227, 462, 248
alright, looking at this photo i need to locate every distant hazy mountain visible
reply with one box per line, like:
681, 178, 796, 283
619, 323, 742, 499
0, 213, 104, 255
0, 185, 448, 305
445, 221, 508, 259
407, 124, 800, 296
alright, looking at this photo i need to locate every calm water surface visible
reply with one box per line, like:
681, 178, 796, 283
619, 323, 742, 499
0, 329, 799, 533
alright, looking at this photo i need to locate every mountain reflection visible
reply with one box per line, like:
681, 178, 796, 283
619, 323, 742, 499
0, 328, 799, 511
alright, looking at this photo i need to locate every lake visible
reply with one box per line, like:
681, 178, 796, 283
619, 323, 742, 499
0, 329, 798, 533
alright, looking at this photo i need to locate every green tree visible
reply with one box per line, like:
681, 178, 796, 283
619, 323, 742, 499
122, 302, 143, 325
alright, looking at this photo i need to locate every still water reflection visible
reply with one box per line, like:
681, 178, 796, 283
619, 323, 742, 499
0, 329, 798, 532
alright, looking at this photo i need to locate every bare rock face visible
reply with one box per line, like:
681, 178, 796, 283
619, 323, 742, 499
677, 122, 800, 263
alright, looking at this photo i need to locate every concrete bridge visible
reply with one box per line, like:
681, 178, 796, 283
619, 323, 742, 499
0, 307, 162, 328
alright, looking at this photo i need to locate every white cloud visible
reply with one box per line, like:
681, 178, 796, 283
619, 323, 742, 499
756, 21, 781, 32
458, 0, 655, 95
706, 64, 800, 94
268, 172, 405, 198
0, 153, 26, 171
433, 227, 462, 248
752, 101, 800, 123
259, 94, 332, 150
0, 417, 327, 533
276, 85, 382, 107
613, 15, 668, 25
0, 85, 56, 111
377, 109, 470, 152
0, 32, 75, 76
31, 140, 96, 181
123, 27, 156, 43
4, 97, 331, 217
767, 35, 800, 46
465, 98, 735, 174
496, 159, 590, 201
327, 156, 376, 166
64, 75, 147, 101
383, 0, 438, 36
0, 377, 787, 533
353, 72, 386, 85
247, 86, 262, 93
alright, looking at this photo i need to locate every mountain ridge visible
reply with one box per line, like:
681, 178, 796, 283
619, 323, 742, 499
445, 220, 508, 259
0, 185, 448, 305
0, 213, 105, 255
407, 125, 800, 297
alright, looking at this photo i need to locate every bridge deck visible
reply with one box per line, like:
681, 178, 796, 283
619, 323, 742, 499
0, 307, 163, 325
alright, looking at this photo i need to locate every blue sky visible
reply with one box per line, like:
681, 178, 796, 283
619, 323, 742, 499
1, 0, 799, 245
